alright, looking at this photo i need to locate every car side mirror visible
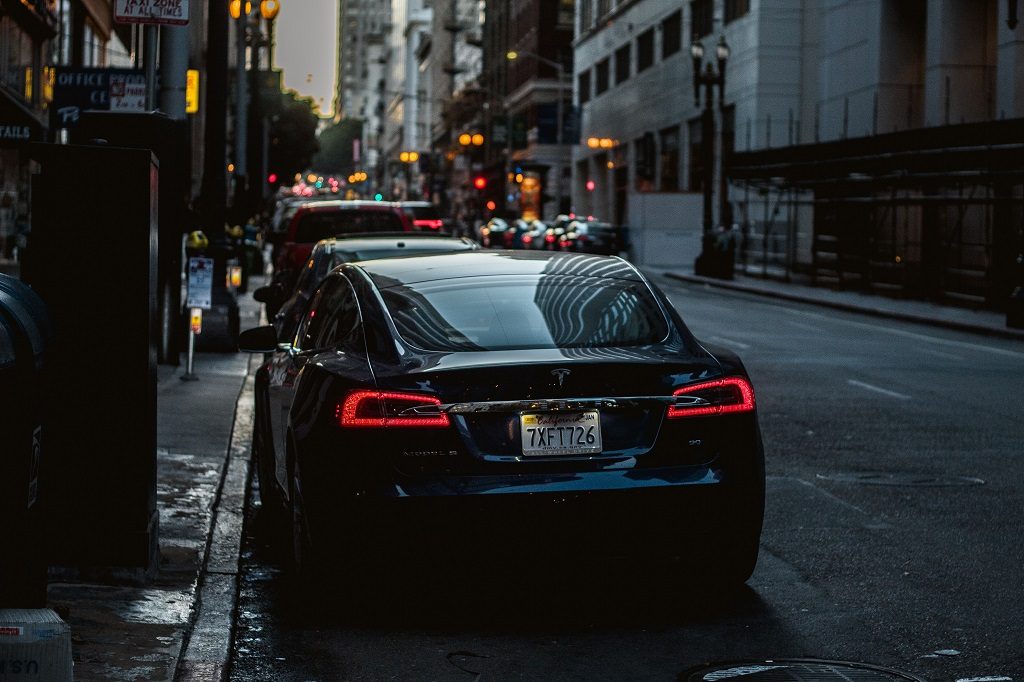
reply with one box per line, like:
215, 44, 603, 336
253, 283, 284, 305
238, 325, 279, 353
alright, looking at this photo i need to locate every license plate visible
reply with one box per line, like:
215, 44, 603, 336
520, 411, 602, 456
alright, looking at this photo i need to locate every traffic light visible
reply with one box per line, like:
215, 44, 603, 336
267, 172, 278, 184
473, 176, 487, 191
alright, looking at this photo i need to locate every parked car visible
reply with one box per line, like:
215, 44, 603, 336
478, 217, 509, 248
397, 201, 447, 231
272, 200, 414, 295
239, 250, 764, 596
559, 219, 626, 255
255, 232, 479, 343
517, 219, 549, 250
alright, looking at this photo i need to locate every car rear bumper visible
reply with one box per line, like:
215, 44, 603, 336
296, 463, 761, 563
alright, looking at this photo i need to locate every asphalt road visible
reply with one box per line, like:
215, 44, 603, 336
228, 277, 1024, 681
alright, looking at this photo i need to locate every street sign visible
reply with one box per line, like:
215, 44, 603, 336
186, 257, 214, 309
114, 0, 190, 26
52, 68, 149, 127
109, 73, 147, 111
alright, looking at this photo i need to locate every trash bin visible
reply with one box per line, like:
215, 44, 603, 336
0, 274, 52, 608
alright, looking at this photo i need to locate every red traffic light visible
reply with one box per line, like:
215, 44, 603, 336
472, 176, 487, 190
267, 173, 278, 184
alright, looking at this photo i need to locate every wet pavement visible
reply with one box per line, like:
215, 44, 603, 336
20, 261, 1023, 681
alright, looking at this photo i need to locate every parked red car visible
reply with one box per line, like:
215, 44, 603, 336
273, 200, 414, 290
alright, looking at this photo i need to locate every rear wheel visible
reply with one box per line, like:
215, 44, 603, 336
252, 389, 285, 519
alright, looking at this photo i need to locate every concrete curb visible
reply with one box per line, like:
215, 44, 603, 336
663, 271, 1024, 342
175, 354, 258, 681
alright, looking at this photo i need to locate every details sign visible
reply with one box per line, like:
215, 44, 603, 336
114, 0, 190, 26
186, 257, 214, 310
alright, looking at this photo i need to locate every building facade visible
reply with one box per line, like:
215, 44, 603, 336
482, 0, 575, 221
336, 0, 391, 191
575, 0, 1023, 308
379, 0, 433, 199
1, 0, 135, 264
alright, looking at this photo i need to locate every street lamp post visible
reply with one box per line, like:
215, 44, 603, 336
229, 0, 250, 221
399, 151, 420, 199
691, 35, 731, 278
506, 50, 567, 220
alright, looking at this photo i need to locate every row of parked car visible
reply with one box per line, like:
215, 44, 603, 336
478, 215, 628, 255
234, 195, 764, 607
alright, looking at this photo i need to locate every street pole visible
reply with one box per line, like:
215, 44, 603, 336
234, 6, 248, 221
200, 0, 229, 233
555, 61, 564, 219
701, 69, 714, 236
158, 25, 188, 119
144, 25, 158, 110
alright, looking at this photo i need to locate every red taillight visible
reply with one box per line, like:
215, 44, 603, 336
545, 234, 556, 243
414, 219, 444, 229
667, 377, 755, 418
522, 234, 533, 244
336, 390, 451, 428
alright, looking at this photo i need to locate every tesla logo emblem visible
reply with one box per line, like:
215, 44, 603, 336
551, 368, 571, 386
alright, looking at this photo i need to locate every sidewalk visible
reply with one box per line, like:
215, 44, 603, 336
33, 263, 1023, 682
41, 280, 263, 681
659, 266, 1024, 342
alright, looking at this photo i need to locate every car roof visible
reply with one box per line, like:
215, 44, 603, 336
294, 200, 399, 214
314, 235, 475, 253
354, 250, 640, 288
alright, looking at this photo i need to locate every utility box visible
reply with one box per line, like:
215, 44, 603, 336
25, 143, 159, 577
0, 276, 52, 607
0, 609, 72, 681
71, 111, 190, 365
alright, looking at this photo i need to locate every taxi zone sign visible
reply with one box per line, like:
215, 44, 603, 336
115, 0, 190, 25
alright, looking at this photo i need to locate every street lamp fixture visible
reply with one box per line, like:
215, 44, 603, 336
691, 34, 732, 279
259, 0, 280, 19
228, 0, 251, 19
505, 48, 567, 218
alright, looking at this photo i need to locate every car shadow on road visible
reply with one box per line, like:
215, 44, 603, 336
244, 502, 772, 634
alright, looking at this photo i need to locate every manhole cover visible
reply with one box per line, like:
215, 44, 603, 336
681, 659, 927, 682
817, 471, 985, 487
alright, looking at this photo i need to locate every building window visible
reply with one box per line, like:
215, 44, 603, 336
578, 69, 591, 105
595, 57, 609, 95
614, 43, 630, 85
635, 132, 655, 191
597, 0, 611, 20
660, 126, 680, 191
725, 0, 750, 23
580, 0, 593, 31
691, 0, 713, 39
662, 11, 682, 59
637, 28, 654, 72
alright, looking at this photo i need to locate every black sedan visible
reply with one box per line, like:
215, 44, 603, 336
240, 251, 764, 593
254, 232, 479, 341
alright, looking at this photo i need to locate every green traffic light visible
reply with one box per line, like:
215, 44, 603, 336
374, 193, 383, 201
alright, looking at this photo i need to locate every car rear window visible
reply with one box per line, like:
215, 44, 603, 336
294, 210, 405, 242
380, 275, 669, 351
404, 205, 442, 220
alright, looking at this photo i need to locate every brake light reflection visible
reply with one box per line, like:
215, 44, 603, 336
413, 219, 444, 229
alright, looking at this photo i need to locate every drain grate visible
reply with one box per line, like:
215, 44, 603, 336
680, 659, 927, 682
817, 471, 985, 487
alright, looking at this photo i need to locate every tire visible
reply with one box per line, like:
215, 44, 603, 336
252, 387, 284, 517
285, 442, 361, 617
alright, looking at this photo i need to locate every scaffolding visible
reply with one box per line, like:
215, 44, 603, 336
728, 119, 1024, 309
